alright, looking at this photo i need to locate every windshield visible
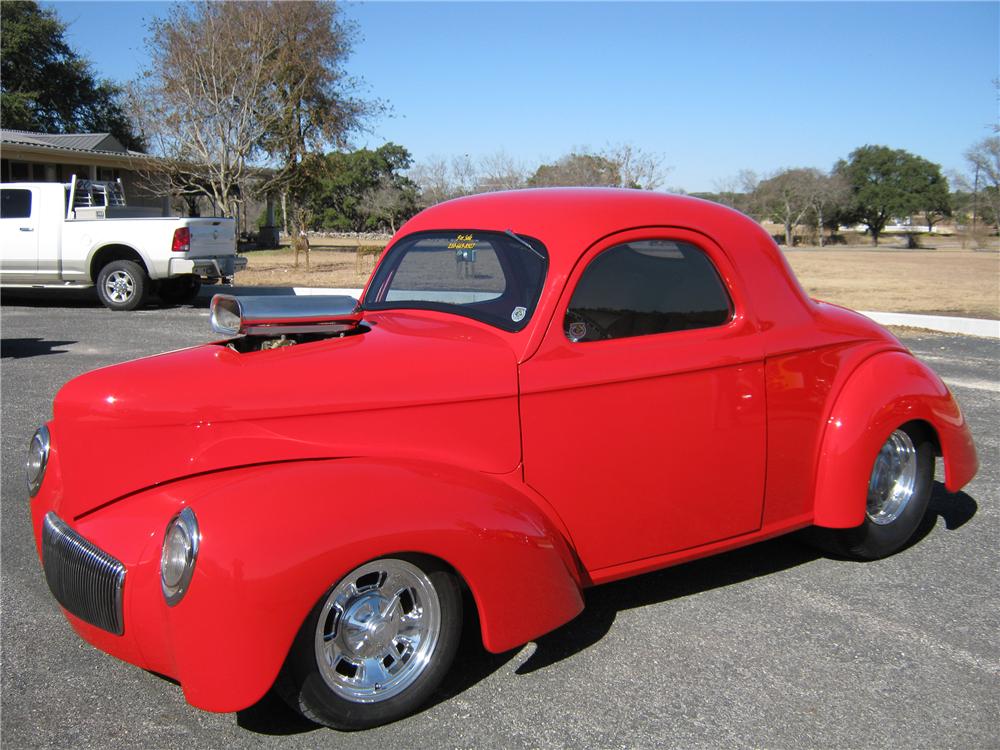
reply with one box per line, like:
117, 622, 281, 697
363, 230, 549, 332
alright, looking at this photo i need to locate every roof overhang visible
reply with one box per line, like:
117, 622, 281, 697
1, 141, 154, 167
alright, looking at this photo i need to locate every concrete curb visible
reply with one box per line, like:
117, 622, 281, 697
292, 287, 363, 297
274, 288, 1000, 340
859, 311, 999, 339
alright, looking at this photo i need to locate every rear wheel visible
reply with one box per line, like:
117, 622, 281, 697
278, 556, 462, 730
812, 424, 934, 560
96, 260, 149, 311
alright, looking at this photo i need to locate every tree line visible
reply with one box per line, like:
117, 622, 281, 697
2, 0, 997, 245
695, 141, 997, 247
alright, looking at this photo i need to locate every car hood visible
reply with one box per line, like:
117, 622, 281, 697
49, 311, 521, 519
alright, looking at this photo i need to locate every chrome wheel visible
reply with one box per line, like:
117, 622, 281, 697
104, 270, 135, 303
866, 429, 918, 525
314, 559, 441, 704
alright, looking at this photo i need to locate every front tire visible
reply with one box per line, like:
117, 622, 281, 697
96, 260, 149, 311
814, 424, 934, 560
278, 556, 462, 730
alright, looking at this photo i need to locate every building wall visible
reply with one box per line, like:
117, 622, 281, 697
1, 151, 169, 213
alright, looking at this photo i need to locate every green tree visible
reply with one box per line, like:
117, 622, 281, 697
307, 144, 417, 231
754, 168, 826, 246
835, 145, 949, 246
0, 0, 142, 149
529, 152, 622, 187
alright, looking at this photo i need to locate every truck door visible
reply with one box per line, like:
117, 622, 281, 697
0, 188, 40, 282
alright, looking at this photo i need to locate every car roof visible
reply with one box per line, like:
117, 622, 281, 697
396, 187, 776, 274
387, 187, 832, 359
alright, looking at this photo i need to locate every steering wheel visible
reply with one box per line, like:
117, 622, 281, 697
564, 309, 610, 342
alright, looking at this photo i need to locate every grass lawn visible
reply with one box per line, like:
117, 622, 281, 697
784, 244, 999, 319
236, 235, 1000, 320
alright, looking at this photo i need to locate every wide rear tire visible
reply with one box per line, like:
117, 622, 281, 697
809, 423, 934, 560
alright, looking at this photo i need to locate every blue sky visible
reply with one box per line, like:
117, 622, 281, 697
45, 1, 999, 192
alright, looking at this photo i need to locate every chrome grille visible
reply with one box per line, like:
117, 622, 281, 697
41, 512, 126, 635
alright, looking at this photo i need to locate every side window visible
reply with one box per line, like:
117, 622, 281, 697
0, 189, 32, 220
564, 239, 732, 342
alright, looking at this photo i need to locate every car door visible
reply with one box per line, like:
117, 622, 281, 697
0, 187, 40, 281
519, 228, 766, 574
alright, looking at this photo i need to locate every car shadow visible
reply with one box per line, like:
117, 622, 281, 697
233, 482, 976, 735
1, 289, 102, 308
518, 480, 975, 675
1, 337, 76, 358
910, 481, 977, 541
516, 534, 820, 675
235, 589, 515, 735
236, 690, 322, 735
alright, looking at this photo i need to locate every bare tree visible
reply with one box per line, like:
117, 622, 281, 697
755, 168, 831, 246
449, 154, 480, 196
358, 175, 409, 234
412, 144, 670, 205
477, 150, 529, 192
131, 4, 285, 215
964, 136, 1000, 229
408, 154, 487, 206
712, 169, 759, 213
409, 157, 457, 207
601, 143, 671, 190
133, 1, 372, 225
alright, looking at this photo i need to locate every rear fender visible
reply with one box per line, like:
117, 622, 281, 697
158, 458, 583, 711
813, 351, 978, 528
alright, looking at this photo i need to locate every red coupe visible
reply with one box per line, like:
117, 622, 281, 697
28, 189, 978, 729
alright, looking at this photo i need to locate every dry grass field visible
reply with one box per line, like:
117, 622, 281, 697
237, 235, 1000, 320
784, 245, 999, 319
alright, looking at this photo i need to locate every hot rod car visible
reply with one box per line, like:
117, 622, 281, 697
28, 189, 978, 729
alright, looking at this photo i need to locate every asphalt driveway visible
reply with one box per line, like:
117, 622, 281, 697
1, 294, 997, 749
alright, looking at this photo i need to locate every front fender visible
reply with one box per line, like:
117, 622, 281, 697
82, 458, 584, 713
813, 351, 978, 528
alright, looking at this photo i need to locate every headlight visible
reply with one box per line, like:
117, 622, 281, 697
26, 425, 50, 497
160, 507, 200, 606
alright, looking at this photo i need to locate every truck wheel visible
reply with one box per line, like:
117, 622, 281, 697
278, 556, 462, 730
159, 276, 201, 304
97, 260, 149, 311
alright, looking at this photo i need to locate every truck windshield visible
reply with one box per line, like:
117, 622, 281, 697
363, 230, 549, 332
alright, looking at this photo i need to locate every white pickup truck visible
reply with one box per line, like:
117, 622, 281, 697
0, 178, 246, 310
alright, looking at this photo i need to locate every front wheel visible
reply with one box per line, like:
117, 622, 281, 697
813, 424, 934, 560
278, 556, 462, 730
96, 260, 149, 311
